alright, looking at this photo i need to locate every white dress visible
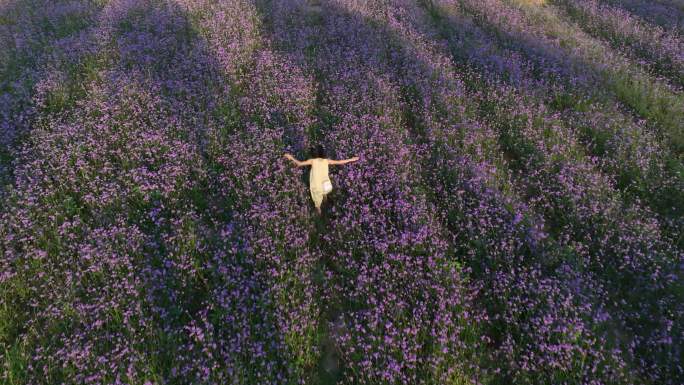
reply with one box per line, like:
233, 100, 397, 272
309, 158, 332, 208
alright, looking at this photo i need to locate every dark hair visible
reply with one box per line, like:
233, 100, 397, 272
311, 144, 326, 158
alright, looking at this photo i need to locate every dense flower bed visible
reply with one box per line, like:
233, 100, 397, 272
1, 1, 681, 384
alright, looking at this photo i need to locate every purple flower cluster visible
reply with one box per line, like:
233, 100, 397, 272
554, 0, 684, 88
1, 0, 682, 384
0, 0, 105, 198
599, 0, 684, 36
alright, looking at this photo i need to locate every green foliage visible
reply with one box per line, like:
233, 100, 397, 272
609, 70, 684, 153
1, 340, 29, 385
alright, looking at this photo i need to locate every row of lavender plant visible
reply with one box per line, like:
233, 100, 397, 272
141, 0, 334, 382
553, 0, 684, 88
372, 1, 640, 381
434, 0, 683, 239
324, 2, 632, 381
448, 0, 684, 156
431, 0, 681, 246
598, 0, 684, 36
0, 0, 120, 382
1, 0, 324, 383
425, 0, 681, 243
0, 0, 106, 201
261, 1, 483, 383
174, 1, 329, 381
422, 1, 683, 382
440, 0, 681, 377
390, 0, 681, 378
350, 0, 681, 383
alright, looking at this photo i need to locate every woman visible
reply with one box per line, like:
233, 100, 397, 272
284, 146, 360, 214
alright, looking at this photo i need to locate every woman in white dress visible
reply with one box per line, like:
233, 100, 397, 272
284, 146, 359, 214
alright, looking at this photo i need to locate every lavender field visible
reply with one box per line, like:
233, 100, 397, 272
0, 0, 682, 384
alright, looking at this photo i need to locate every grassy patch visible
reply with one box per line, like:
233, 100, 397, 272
1, 340, 29, 385
42, 13, 90, 40
39, 49, 108, 115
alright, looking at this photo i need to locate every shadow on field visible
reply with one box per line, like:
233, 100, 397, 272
0, 0, 111, 200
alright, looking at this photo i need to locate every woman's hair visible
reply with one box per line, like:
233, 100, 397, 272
311, 144, 326, 158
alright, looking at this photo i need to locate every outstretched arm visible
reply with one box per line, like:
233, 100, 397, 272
284, 153, 312, 167
329, 156, 360, 166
